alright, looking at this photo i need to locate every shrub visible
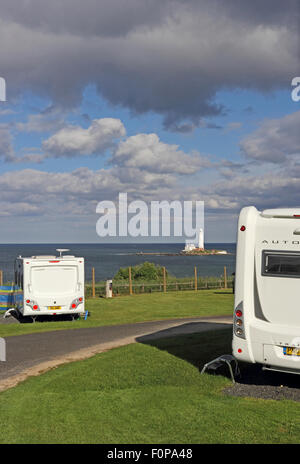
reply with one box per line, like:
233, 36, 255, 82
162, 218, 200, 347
114, 262, 167, 281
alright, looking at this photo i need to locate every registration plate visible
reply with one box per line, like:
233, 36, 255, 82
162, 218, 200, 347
283, 346, 300, 356
48, 306, 61, 310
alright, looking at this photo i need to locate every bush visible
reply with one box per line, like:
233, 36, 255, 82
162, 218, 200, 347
114, 262, 167, 281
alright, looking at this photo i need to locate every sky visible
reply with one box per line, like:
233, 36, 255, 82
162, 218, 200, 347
0, 0, 299, 243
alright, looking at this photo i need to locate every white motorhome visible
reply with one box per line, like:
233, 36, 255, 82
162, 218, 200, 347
233, 207, 300, 375
13, 250, 85, 320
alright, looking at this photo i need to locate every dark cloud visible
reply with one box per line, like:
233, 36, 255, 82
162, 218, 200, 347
0, 0, 172, 37
0, 0, 298, 129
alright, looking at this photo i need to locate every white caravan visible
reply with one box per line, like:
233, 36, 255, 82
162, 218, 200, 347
233, 207, 300, 375
13, 250, 85, 320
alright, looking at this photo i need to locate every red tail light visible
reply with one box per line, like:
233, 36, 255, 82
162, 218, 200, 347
234, 304, 245, 339
70, 297, 83, 310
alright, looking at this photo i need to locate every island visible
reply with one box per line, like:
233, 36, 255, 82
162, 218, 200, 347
135, 229, 228, 256
135, 249, 227, 256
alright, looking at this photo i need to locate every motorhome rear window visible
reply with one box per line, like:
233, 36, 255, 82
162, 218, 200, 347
30, 266, 78, 294
262, 251, 300, 277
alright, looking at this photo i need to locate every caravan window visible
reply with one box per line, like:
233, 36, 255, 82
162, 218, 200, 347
30, 266, 78, 295
262, 251, 300, 277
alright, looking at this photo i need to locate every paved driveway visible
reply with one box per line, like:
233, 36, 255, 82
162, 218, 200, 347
0, 315, 232, 391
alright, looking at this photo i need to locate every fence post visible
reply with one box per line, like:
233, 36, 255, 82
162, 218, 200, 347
129, 266, 133, 295
224, 266, 227, 289
163, 267, 167, 292
194, 266, 197, 291
92, 267, 96, 298
0, 270, 3, 286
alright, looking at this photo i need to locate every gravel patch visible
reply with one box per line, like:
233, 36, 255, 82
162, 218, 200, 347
0, 311, 19, 324
224, 364, 300, 402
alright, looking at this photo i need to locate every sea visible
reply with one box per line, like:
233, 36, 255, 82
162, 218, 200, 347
0, 243, 236, 283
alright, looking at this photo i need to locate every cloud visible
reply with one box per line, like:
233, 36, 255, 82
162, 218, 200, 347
201, 167, 300, 214
1, 116, 212, 170
0, 165, 179, 217
1, 158, 300, 232
0, 125, 15, 162
111, 133, 211, 174
223, 122, 242, 133
0, 0, 297, 129
43, 118, 126, 157
16, 106, 67, 133
240, 111, 300, 163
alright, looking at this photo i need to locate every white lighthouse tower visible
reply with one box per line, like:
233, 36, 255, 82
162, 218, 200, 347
198, 228, 204, 250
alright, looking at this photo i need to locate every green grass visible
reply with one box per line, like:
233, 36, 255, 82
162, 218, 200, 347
0, 289, 234, 337
0, 328, 299, 444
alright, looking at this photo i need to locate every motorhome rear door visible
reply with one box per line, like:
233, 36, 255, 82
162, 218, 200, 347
31, 265, 78, 296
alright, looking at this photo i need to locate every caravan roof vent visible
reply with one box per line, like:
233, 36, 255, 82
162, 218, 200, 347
31, 255, 57, 259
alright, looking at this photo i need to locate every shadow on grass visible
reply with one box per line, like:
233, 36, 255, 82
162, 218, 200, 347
136, 323, 300, 390
137, 323, 233, 373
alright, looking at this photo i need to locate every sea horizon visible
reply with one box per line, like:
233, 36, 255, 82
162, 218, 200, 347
0, 242, 236, 283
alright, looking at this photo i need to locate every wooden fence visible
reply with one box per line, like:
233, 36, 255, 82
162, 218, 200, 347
86, 265, 234, 298
0, 265, 234, 298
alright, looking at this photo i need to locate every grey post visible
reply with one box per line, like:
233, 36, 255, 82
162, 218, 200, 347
0, 338, 6, 362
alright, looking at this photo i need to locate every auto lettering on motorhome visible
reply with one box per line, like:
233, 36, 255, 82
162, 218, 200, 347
233, 207, 300, 375
12, 249, 85, 320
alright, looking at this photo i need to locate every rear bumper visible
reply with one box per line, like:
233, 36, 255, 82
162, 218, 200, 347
233, 320, 300, 372
22, 305, 85, 316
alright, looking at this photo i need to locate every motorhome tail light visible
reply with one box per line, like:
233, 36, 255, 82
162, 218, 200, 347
234, 303, 245, 339
240, 225, 246, 231
26, 299, 40, 311
49, 260, 60, 263
69, 297, 84, 310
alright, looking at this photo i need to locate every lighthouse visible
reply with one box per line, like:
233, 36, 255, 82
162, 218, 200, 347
198, 228, 204, 250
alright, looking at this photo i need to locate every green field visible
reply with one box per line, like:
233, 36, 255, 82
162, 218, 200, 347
0, 328, 299, 444
0, 289, 234, 337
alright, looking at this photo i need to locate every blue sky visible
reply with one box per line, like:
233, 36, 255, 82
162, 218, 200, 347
0, 0, 299, 243
3, 85, 297, 172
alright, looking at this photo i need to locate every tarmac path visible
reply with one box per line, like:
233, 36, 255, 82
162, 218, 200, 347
0, 315, 232, 392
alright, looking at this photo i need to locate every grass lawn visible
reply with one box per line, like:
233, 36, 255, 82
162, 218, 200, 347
0, 289, 234, 337
0, 328, 299, 444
